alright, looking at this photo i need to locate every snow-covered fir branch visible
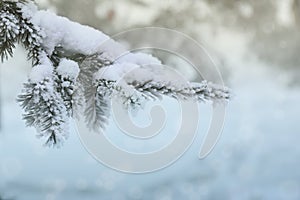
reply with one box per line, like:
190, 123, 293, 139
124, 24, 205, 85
0, 0, 230, 147
17, 65, 69, 146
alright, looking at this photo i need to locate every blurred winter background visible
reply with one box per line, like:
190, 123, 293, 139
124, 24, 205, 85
1, 0, 300, 199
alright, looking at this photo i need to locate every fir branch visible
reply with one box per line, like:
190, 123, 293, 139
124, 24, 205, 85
89, 78, 229, 132
76, 54, 113, 130
0, 0, 44, 65
1, 0, 232, 146
55, 58, 80, 117
55, 74, 75, 117
17, 76, 69, 147
0, 2, 20, 61
84, 84, 111, 131
95, 79, 230, 105
128, 80, 230, 102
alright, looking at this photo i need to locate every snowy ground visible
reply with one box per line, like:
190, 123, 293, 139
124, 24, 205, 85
0, 41, 300, 200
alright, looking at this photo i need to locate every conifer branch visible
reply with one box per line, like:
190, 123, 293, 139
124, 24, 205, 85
1, 0, 231, 146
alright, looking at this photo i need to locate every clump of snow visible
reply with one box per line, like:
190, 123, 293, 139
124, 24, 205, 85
29, 10, 124, 56
29, 64, 53, 83
94, 51, 173, 84
94, 62, 190, 90
57, 58, 80, 80
94, 63, 139, 81
116, 52, 162, 66
38, 52, 53, 66
22, 4, 163, 64
98, 40, 128, 61
121, 64, 189, 88
18, 1, 38, 20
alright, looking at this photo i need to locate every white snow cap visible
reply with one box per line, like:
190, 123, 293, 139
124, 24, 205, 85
93, 52, 163, 82
57, 58, 80, 79
116, 52, 162, 66
19, 1, 38, 20
31, 10, 115, 55
94, 63, 139, 81
29, 64, 53, 83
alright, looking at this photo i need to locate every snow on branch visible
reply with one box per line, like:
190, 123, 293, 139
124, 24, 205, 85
0, 0, 230, 147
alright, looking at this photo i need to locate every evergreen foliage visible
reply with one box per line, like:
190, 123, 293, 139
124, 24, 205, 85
0, 0, 230, 146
